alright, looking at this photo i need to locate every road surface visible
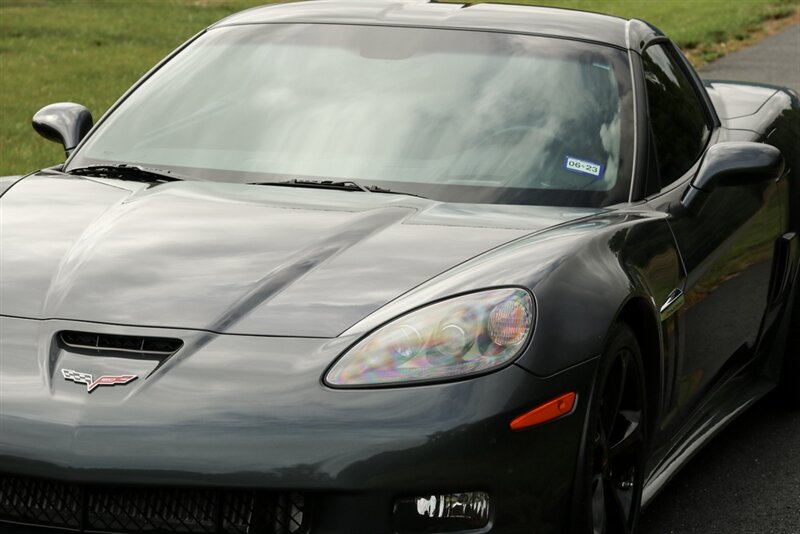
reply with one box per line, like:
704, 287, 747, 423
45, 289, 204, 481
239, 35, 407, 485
640, 23, 800, 534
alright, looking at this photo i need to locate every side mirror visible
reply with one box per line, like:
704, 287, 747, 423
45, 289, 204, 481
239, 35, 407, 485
681, 142, 784, 215
32, 102, 93, 156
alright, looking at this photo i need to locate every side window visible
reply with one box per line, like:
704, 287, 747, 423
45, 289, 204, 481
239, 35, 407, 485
642, 44, 711, 188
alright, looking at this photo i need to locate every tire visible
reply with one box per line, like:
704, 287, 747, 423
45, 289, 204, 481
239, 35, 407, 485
576, 323, 648, 534
777, 274, 800, 408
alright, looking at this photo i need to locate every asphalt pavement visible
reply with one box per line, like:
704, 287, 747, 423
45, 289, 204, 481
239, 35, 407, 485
639, 23, 800, 534
639, 395, 800, 533
700, 23, 800, 92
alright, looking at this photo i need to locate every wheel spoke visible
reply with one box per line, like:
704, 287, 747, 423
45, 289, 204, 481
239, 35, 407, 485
601, 351, 629, 437
608, 411, 643, 460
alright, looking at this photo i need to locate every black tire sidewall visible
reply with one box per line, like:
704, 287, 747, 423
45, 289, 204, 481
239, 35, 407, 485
574, 323, 648, 534
777, 271, 800, 407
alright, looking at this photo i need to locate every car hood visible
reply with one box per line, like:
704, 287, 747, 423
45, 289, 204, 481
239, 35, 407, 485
0, 173, 599, 337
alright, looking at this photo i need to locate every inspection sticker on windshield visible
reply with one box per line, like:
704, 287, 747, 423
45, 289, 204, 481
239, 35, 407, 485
564, 156, 604, 179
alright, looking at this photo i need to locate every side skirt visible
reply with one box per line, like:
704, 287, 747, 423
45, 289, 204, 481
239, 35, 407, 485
641, 373, 774, 507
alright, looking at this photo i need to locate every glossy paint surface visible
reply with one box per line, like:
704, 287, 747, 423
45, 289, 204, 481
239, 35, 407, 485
1, 3, 799, 533
215, 1, 631, 49
704, 81, 780, 120
0, 314, 597, 531
0, 173, 600, 337
644, 100, 797, 493
31, 102, 93, 154
0, 175, 24, 197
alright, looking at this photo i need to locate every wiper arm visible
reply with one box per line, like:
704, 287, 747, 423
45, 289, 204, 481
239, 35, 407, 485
250, 179, 371, 192
67, 164, 185, 183
250, 179, 427, 198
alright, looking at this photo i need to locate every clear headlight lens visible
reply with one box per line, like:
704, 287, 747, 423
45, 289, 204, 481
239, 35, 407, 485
325, 288, 534, 387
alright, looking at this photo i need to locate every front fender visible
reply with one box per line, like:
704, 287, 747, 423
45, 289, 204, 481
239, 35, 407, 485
345, 210, 684, 377
517, 212, 683, 376
0, 175, 25, 198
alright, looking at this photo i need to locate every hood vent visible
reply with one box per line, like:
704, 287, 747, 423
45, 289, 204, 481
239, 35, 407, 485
59, 331, 183, 358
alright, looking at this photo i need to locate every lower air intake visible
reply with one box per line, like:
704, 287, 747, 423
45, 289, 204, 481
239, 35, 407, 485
0, 473, 310, 534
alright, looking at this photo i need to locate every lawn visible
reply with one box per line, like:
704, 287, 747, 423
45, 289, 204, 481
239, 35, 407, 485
1, 0, 798, 175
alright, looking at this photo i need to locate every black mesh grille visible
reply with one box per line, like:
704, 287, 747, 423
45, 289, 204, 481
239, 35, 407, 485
0, 473, 310, 533
59, 331, 183, 356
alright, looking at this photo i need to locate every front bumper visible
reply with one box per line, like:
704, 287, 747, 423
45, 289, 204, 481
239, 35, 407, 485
0, 316, 598, 533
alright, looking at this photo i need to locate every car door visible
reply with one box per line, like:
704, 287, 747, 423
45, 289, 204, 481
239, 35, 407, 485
641, 43, 783, 431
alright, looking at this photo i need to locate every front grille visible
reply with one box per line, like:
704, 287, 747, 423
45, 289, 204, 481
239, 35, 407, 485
59, 331, 184, 357
0, 473, 310, 534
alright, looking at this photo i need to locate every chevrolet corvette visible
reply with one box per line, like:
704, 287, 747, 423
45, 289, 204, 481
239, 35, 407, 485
1, 2, 799, 533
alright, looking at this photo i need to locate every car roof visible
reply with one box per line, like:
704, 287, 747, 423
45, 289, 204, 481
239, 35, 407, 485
212, 0, 642, 50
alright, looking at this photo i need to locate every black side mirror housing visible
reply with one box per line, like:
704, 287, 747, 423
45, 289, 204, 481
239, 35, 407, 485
32, 102, 93, 156
681, 142, 784, 215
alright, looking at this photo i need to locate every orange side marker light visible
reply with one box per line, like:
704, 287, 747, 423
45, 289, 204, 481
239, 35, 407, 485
510, 392, 577, 431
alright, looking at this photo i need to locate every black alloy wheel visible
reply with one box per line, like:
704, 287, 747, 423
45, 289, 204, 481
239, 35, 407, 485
777, 273, 800, 408
582, 323, 647, 534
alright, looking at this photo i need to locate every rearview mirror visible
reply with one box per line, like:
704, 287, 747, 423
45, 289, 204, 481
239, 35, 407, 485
32, 102, 93, 157
681, 142, 784, 215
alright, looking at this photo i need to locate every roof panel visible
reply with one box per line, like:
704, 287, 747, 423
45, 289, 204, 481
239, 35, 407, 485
212, 0, 631, 48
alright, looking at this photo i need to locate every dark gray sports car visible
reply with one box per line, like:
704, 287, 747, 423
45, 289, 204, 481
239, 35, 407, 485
1, 2, 798, 533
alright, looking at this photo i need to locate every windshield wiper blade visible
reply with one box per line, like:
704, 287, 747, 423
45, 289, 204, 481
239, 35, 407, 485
67, 164, 184, 183
250, 179, 371, 192
250, 179, 427, 198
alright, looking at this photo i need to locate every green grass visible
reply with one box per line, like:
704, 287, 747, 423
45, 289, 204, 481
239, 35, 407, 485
1, 0, 797, 175
487, 0, 798, 48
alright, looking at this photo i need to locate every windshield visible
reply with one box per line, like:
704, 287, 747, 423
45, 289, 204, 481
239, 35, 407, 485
68, 24, 634, 207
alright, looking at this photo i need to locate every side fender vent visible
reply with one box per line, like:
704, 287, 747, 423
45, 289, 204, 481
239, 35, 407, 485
769, 232, 797, 305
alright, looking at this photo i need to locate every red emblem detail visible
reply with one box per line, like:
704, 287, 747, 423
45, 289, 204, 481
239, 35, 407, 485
61, 369, 138, 393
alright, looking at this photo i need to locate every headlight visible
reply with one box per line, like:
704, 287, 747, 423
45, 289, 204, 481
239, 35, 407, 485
325, 288, 534, 387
